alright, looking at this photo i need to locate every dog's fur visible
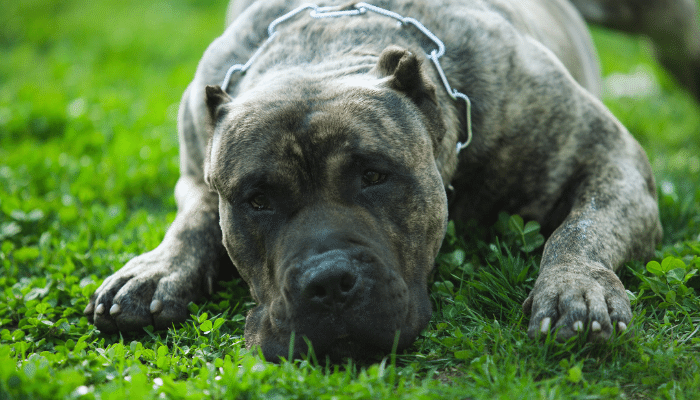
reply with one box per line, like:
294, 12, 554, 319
86, 0, 699, 361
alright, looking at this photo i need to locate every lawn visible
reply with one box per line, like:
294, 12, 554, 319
1, 0, 699, 398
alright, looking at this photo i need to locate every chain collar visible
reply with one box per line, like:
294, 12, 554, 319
221, 2, 473, 154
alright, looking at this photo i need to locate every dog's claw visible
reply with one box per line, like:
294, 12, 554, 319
96, 303, 105, 315
110, 304, 121, 316
527, 263, 633, 343
540, 317, 551, 334
84, 302, 94, 315
617, 321, 627, 332
150, 299, 164, 314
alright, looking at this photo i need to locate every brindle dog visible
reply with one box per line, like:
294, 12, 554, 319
85, 0, 699, 361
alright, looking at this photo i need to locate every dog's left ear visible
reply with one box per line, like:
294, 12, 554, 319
373, 45, 438, 104
205, 85, 233, 129
373, 45, 445, 149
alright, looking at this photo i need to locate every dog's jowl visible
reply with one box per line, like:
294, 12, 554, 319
86, 0, 700, 361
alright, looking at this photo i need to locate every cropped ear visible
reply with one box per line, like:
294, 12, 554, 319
372, 45, 445, 149
204, 85, 232, 191
205, 85, 233, 129
372, 45, 438, 104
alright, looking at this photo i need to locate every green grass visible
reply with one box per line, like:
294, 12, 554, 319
2, 0, 700, 398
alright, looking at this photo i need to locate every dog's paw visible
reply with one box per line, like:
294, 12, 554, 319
522, 263, 631, 341
84, 248, 215, 333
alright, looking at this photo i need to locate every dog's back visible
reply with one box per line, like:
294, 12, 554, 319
225, 0, 601, 95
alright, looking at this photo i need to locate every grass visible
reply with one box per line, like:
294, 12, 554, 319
1, 0, 699, 398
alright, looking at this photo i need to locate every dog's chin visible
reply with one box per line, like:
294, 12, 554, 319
319, 337, 391, 363
252, 325, 409, 364
278, 334, 399, 364
272, 318, 421, 363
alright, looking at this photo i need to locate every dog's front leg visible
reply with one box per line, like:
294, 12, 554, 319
523, 139, 662, 341
85, 175, 228, 332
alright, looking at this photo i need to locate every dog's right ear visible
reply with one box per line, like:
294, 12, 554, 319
372, 45, 438, 105
204, 85, 232, 191
205, 85, 233, 129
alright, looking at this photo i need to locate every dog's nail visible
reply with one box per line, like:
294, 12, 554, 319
591, 321, 602, 332
150, 300, 163, 314
96, 303, 105, 315
208, 276, 213, 295
110, 304, 121, 316
540, 317, 551, 334
617, 321, 627, 332
84, 303, 94, 315
573, 320, 583, 332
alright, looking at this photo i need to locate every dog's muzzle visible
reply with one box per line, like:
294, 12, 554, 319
296, 251, 361, 313
266, 238, 410, 359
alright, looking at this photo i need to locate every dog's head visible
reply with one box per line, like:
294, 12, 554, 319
204, 46, 449, 361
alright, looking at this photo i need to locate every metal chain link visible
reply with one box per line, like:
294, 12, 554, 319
221, 2, 473, 153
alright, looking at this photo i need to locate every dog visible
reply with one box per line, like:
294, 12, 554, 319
86, 0, 700, 361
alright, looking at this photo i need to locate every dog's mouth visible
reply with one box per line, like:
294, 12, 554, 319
295, 333, 392, 363
268, 304, 406, 360
327, 338, 389, 362
248, 257, 424, 362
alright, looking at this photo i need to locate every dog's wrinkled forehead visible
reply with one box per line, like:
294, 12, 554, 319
207, 78, 434, 195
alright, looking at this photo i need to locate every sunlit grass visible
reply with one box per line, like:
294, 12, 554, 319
1, 1, 699, 398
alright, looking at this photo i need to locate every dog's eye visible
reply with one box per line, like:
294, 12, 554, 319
250, 194, 271, 210
362, 170, 386, 186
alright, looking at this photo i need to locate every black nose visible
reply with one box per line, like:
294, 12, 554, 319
301, 256, 359, 308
